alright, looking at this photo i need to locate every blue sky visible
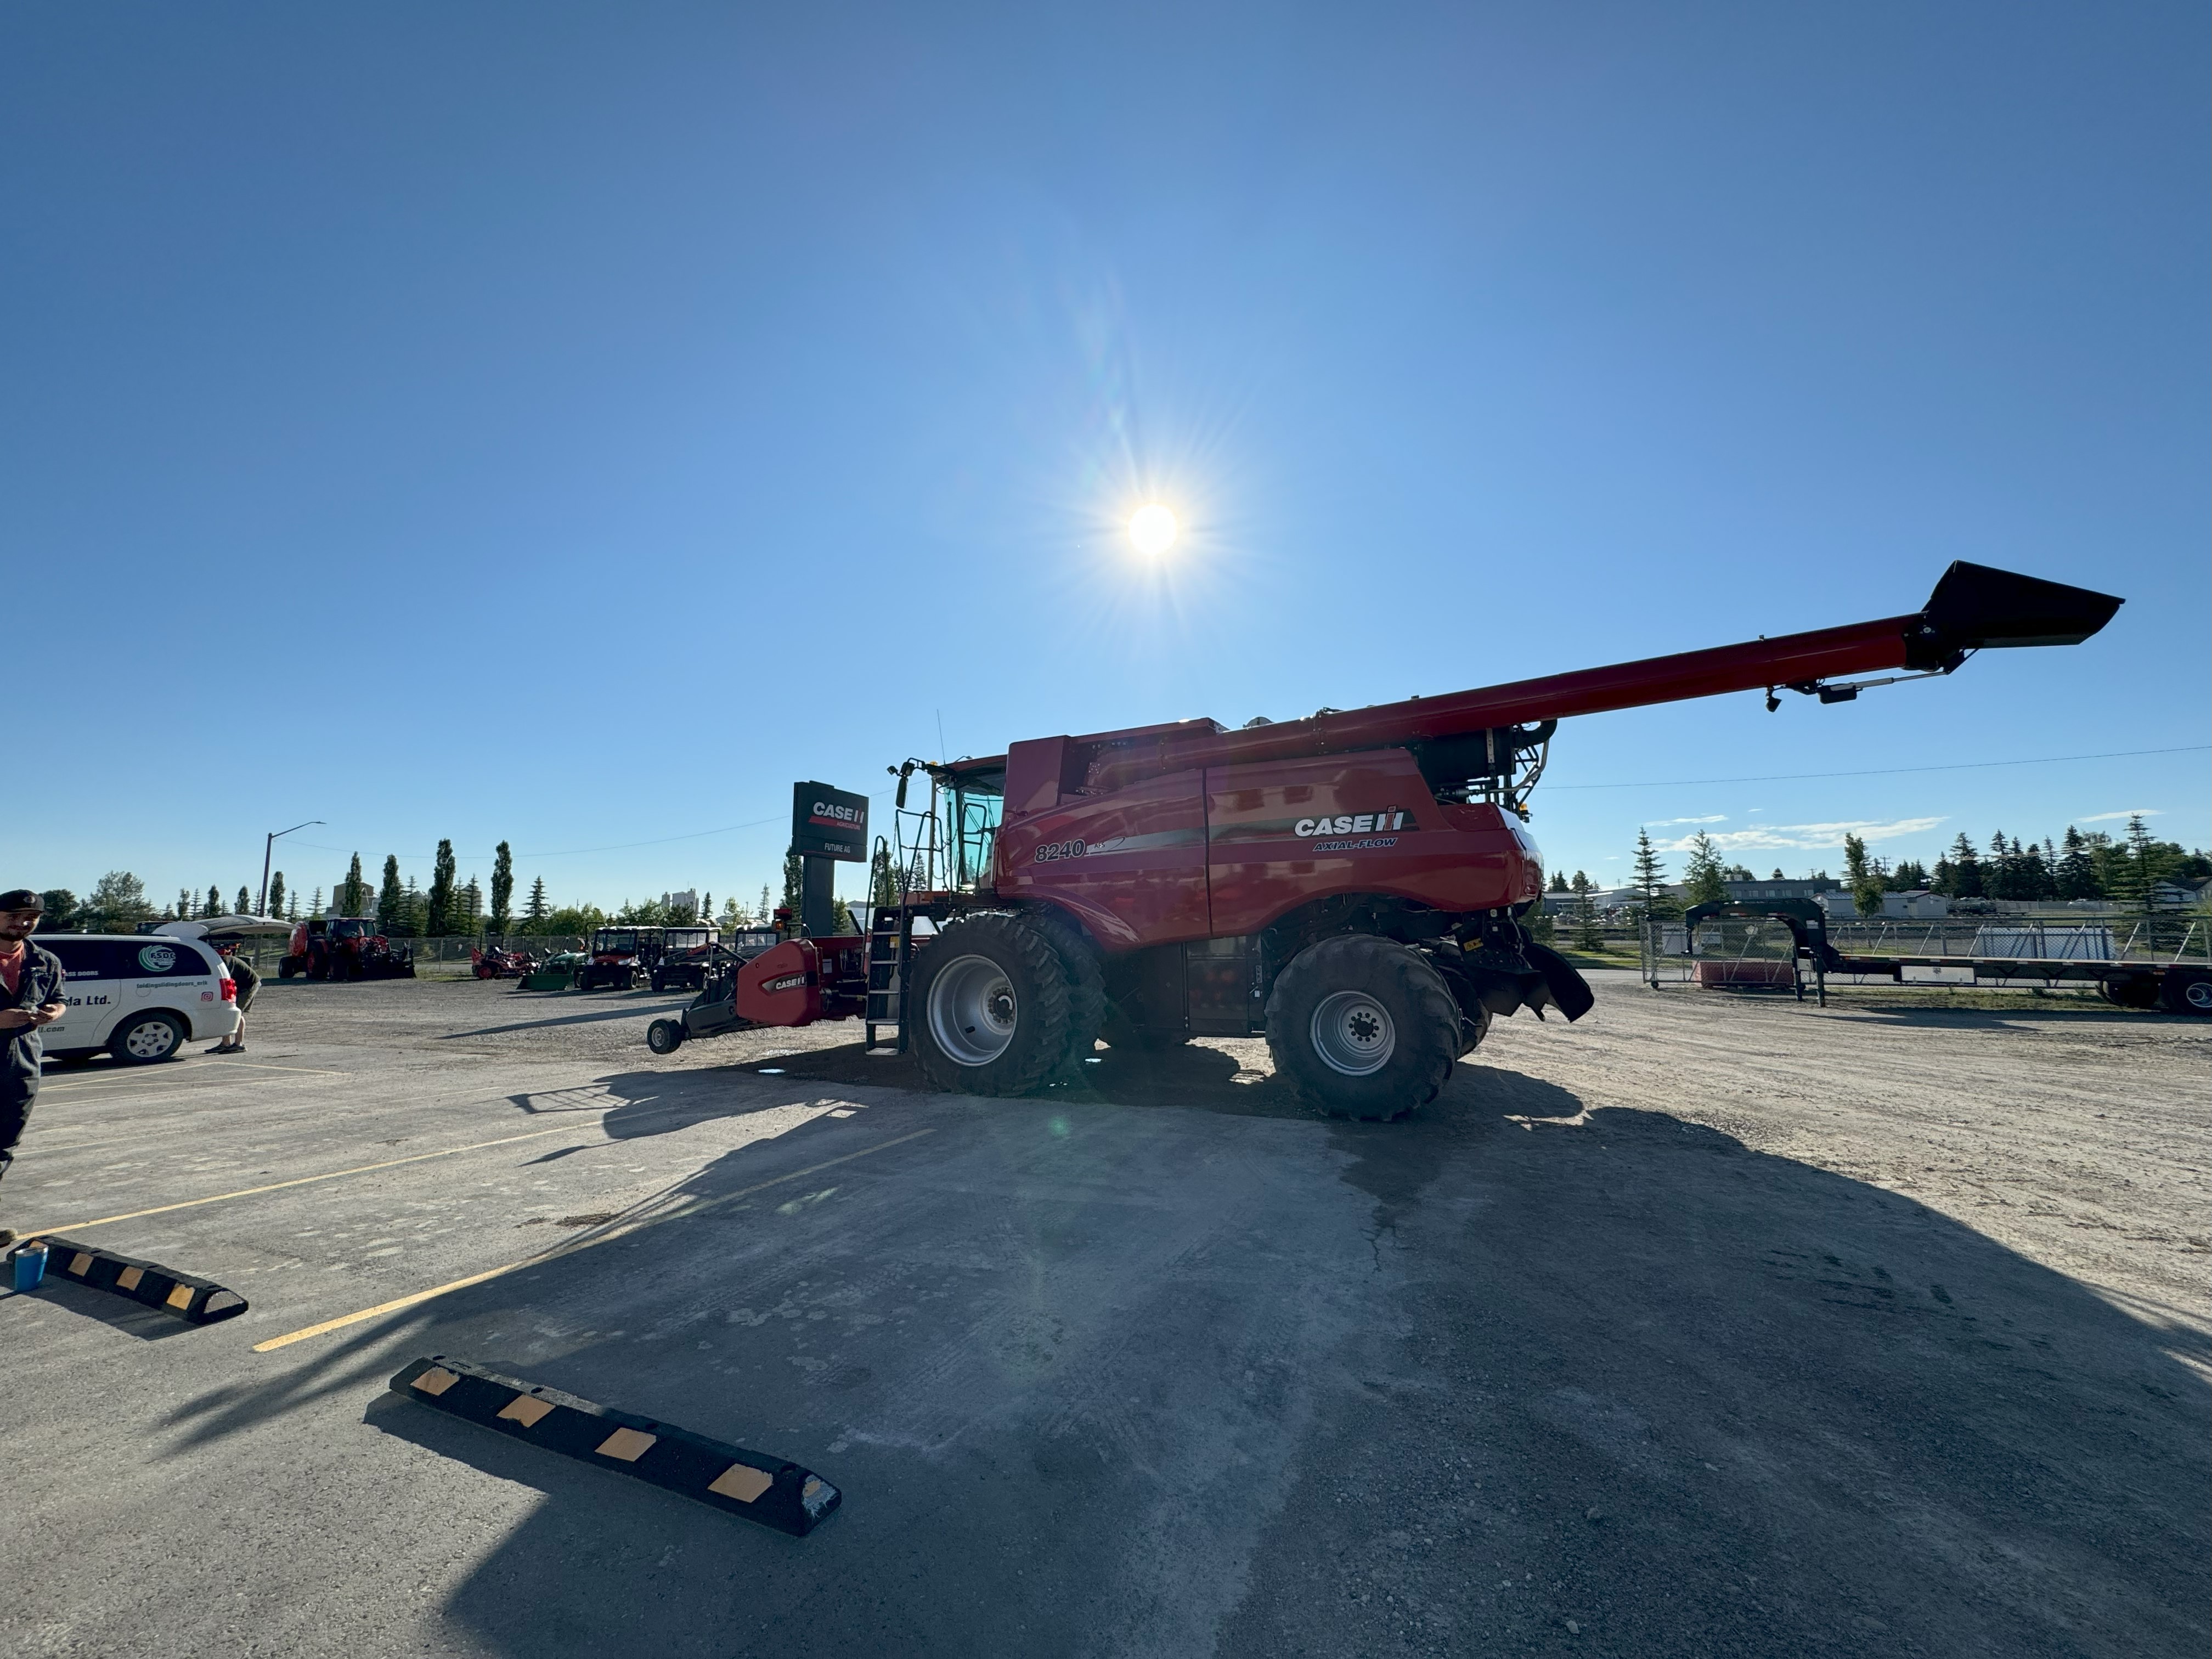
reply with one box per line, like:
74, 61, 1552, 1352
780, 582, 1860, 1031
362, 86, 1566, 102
7, 2, 2205, 913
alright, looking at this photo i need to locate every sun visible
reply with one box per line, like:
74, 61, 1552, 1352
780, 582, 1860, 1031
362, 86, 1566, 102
1128, 503, 1179, 556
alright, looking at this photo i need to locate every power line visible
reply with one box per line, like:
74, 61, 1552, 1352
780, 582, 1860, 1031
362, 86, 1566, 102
1542, 743, 2210, 793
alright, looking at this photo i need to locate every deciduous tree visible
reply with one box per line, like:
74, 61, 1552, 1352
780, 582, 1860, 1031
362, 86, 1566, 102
426, 839, 457, 936
490, 842, 515, 934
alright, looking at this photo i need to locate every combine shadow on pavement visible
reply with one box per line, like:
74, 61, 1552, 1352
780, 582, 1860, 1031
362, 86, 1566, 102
156, 1062, 2210, 1659
440, 999, 693, 1040
6, 1277, 199, 1341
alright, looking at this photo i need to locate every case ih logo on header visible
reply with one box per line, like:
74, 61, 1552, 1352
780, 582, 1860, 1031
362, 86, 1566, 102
791, 781, 869, 862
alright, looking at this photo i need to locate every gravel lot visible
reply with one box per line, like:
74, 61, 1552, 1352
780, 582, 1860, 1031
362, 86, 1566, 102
4, 970, 2204, 1658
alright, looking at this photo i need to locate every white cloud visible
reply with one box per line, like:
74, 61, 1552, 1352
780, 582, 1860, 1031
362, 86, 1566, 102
1651, 817, 1946, 854
1646, 814, 1728, 826
2079, 808, 2162, 823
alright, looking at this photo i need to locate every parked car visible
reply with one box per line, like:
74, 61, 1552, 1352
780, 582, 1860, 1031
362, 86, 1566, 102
37, 934, 240, 1064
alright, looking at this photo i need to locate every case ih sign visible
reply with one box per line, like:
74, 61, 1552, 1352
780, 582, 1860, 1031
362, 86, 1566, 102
792, 782, 869, 862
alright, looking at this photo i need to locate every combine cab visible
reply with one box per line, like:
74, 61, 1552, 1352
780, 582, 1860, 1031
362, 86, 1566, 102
279, 917, 416, 982
651, 562, 2122, 1120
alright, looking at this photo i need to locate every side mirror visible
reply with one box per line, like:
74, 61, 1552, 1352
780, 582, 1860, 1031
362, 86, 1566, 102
895, 771, 909, 810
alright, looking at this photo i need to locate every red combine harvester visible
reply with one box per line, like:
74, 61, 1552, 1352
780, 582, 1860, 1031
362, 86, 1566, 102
652, 562, 2120, 1119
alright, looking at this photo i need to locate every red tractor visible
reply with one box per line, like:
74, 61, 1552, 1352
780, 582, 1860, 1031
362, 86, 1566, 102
652, 562, 2119, 1119
279, 917, 417, 981
471, 945, 537, 980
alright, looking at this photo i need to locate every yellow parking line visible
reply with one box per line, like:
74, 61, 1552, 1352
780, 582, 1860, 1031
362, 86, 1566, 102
251, 1127, 937, 1352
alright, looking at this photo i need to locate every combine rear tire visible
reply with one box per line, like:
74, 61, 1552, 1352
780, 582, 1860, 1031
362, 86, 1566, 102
1266, 935, 1459, 1121
911, 911, 1086, 1096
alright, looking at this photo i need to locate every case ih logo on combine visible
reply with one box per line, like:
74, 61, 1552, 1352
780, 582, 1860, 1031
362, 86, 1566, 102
1293, 811, 1411, 837
763, 973, 810, 994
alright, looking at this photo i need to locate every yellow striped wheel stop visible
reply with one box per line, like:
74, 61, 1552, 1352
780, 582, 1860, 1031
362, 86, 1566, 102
389, 1356, 841, 1537
30, 1235, 249, 1325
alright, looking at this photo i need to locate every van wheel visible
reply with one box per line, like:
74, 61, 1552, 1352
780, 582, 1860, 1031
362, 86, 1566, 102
1265, 935, 1459, 1121
111, 1012, 187, 1065
910, 911, 1083, 1096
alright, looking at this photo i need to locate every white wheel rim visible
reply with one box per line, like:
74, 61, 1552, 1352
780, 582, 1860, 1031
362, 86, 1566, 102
928, 953, 1018, 1066
1311, 990, 1395, 1076
126, 1020, 176, 1058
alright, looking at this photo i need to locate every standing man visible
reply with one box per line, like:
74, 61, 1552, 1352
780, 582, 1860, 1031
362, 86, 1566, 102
0, 890, 67, 1249
208, 939, 258, 1054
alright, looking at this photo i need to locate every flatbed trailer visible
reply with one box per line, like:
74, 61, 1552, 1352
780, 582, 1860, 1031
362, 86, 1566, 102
1645, 905, 2212, 1016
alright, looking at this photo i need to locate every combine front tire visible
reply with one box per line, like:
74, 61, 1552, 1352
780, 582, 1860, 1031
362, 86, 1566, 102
1265, 935, 1459, 1121
911, 911, 1087, 1096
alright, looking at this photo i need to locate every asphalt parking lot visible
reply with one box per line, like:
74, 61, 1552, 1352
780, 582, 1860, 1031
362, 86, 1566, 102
4, 972, 2205, 1658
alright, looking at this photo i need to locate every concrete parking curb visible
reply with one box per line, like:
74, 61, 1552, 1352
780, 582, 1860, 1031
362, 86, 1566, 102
31, 1235, 250, 1325
389, 1355, 842, 1537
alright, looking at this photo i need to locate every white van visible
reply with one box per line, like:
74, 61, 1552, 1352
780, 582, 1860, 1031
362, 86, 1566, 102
37, 934, 241, 1064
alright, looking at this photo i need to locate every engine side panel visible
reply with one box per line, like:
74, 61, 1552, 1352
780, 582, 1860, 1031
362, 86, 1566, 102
1206, 751, 1541, 937
996, 769, 1211, 950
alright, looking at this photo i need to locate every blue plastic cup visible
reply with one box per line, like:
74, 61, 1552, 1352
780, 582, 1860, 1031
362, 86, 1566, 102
12, 1243, 47, 1292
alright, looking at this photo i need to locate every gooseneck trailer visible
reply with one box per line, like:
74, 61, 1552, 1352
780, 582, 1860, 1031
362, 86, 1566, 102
654, 561, 2122, 1118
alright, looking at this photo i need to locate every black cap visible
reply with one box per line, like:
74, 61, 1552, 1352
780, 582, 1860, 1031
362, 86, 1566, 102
0, 889, 42, 911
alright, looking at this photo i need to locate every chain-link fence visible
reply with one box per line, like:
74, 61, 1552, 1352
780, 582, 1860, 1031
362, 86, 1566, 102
228, 933, 589, 978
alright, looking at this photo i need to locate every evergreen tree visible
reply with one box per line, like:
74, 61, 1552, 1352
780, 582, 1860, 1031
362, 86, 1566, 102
460, 876, 484, 934
1681, 833, 1729, 906
309, 885, 323, 917
268, 872, 286, 918
870, 840, 900, 907
176, 887, 195, 922
2115, 815, 2169, 911
1943, 834, 1984, 899
1548, 869, 1571, 895
782, 850, 804, 915
426, 838, 458, 936
397, 876, 426, 937
235, 885, 252, 915
37, 890, 80, 931
377, 855, 407, 934
490, 842, 515, 934
200, 884, 219, 918
701, 891, 712, 927
1570, 871, 1604, 951
1629, 829, 1672, 918
758, 884, 772, 924
337, 853, 368, 916
1888, 860, 1930, 891
523, 876, 550, 928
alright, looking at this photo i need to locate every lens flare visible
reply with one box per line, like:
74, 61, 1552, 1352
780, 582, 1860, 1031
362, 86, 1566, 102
1129, 504, 1179, 556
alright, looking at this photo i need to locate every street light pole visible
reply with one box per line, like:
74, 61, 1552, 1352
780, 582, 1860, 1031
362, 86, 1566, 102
261, 821, 324, 916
